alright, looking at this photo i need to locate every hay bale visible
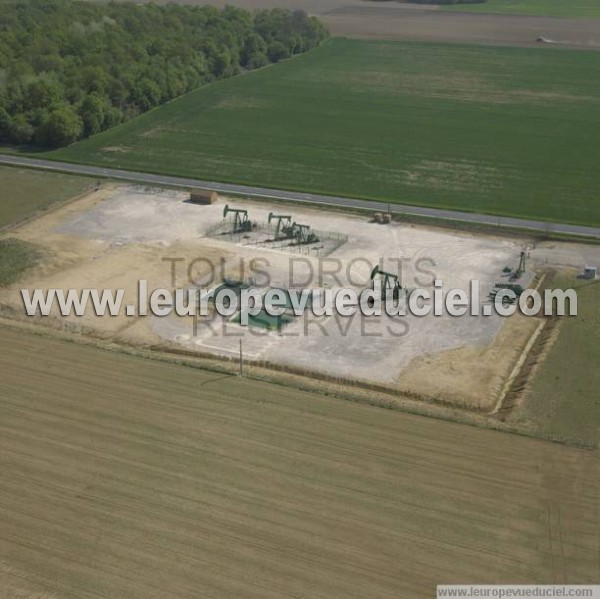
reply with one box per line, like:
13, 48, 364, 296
190, 189, 218, 205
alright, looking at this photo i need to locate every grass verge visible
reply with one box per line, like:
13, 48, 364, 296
0, 238, 42, 286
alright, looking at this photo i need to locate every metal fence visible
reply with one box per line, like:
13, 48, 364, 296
203, 220, 348, 257
129, 184, 182, 198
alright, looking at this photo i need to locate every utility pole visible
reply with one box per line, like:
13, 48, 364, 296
239, 339, 243, 377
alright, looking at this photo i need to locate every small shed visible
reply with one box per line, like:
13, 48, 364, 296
189, 189, 218, 205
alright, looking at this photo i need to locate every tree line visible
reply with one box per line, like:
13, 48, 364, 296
0, 0, 328, 148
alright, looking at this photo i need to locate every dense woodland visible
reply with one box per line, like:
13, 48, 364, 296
0, 1, 328, 148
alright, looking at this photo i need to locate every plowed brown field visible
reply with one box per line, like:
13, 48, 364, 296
0, 326, 598, 598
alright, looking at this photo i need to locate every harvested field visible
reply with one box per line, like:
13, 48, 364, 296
322, 6, 600, 47
41, 39, 600, 226
148, 0, 600, 21
159, 0, 600, 47
0, 325, 598, 598
443, 0, 600, 18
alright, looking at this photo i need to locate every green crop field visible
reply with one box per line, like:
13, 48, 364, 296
0, 238, 41, 286
41, 39, 600, 226
511, 274, 600, 447
0, 166, 94, 284
0, 165, 93, 228
444, 0, 600, 18
0, 325, 598, 597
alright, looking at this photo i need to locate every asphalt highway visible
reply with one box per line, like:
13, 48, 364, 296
2, 153, 598, 238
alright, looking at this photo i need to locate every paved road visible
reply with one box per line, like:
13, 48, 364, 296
2, 153, 599, 238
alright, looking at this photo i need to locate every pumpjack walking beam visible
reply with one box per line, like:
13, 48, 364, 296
370, 265, 403, 301
268, 213, 294, 238
223, 204, 252, 233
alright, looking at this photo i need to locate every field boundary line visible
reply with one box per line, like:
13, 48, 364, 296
492, 319, 545, 417
491, 270, 566, 420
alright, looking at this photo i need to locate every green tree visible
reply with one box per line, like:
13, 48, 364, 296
24, 78, 63, 111
131, 78, 162, 111
80, 93, 107, 137
0, 107, 12, 141
8, 114, 34, 145
241, 33, 267, 69
102, 106, 122, 130
38, 105, 83, 148
0, 0, 329, 148
267, 41, 290, 63
108, 79, 128, 108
